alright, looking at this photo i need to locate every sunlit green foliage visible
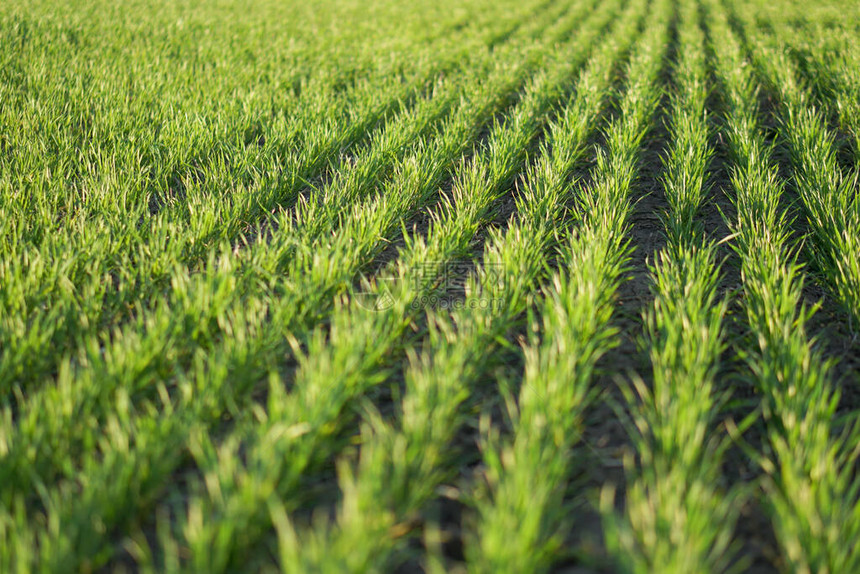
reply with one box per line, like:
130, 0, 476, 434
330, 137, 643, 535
2, 0, 859, 571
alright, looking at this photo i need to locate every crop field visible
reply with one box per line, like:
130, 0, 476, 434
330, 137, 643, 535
2, 0, 860, 571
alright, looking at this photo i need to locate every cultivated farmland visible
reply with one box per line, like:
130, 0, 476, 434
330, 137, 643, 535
2, 0, 860, 571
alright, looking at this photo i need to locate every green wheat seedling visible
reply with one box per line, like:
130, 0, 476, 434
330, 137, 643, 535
2, 0, 860, 571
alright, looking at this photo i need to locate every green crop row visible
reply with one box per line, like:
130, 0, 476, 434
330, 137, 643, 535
604, 0, 739, 570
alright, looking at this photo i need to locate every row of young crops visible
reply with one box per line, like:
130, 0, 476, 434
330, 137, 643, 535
1, 0, 859, 571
